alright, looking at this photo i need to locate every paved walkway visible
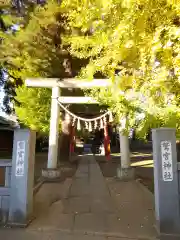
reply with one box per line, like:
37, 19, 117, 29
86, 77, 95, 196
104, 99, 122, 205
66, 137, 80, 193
0, 154, 158, 240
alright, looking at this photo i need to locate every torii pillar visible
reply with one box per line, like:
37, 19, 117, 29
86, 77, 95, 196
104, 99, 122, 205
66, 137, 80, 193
47, 86, 60, 169
117, 117, 134, 180
43, 86, 61, 180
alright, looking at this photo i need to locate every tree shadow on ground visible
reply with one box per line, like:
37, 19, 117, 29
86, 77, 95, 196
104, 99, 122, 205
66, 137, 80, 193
95, 146, 154, 193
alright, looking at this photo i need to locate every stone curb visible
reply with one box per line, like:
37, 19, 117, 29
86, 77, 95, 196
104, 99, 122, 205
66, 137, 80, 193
135, 179, 159, 236
135, 179, 154, 202
61, 178, 73, 199
19, 228, 159, 240
33, 179, 45, 196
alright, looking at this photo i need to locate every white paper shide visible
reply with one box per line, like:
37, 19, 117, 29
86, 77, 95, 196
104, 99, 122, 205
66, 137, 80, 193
15, 141, 25, 177
161, 141, 173, 182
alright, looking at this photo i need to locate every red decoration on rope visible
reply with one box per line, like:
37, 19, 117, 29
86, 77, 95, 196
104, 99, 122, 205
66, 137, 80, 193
104, 123, 111, 160
70, 124, 75, 153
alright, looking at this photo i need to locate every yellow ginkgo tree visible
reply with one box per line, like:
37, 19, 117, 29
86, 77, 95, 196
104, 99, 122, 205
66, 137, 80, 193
1, 0, 180, 139
62, 0, 180, 138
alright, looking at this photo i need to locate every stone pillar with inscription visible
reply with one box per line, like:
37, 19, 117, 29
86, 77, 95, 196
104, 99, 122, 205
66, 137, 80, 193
152, 128, 180, 239
8, 129, 36, 226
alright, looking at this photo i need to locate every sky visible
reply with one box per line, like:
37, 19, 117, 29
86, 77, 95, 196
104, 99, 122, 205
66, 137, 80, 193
0, 26, 20, 117
0, 87, 5, 116
0, 71, 8, 116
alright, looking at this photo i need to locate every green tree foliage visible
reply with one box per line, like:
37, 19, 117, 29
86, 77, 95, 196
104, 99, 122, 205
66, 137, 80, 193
61, 0, 180, 138
0, 0, 85, 133
0, 0, 36, 114
0, 1, 57, 129
15, 86, 52, 132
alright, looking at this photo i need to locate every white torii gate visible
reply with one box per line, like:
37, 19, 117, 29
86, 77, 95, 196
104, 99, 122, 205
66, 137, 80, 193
25, 78, 132, 180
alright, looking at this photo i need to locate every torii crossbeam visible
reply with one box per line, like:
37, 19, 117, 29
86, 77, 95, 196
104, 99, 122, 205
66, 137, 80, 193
26, 78, 111, 88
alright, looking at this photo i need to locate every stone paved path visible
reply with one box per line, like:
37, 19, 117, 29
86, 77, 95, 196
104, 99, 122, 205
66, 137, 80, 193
0, 154, 158, 240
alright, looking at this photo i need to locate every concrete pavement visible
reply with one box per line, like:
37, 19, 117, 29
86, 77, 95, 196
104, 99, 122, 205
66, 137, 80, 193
0, 154, 158, 240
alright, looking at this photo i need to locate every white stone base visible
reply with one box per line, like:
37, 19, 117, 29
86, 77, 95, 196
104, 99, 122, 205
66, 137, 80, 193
42, 168, 61, 182
116, 166, 135, 181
